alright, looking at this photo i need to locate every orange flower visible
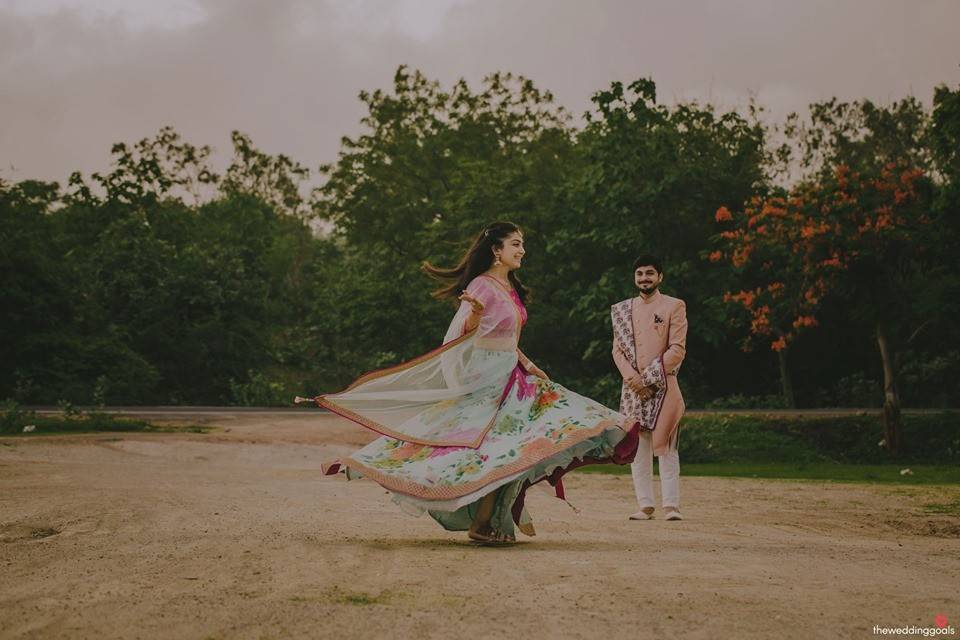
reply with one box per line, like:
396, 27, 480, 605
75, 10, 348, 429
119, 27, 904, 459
835, 164, 850, 189
760, 203, 787, 218
771, 336, 788, 352
821, 257, 842, 268
731, 290, 756, 309
900, 168, 924, 185
715, 206, 733, 222
708, 250, 723, 262
750, 306, 771, 335
868, 205, 893, 230
536, 390, 560, 407
792, 315, 818, 329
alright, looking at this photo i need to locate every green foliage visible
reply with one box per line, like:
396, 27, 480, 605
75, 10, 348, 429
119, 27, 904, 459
228, 371, 291, 407
0, 400, 152, 435
582, 462, 960, 484
1, 127, 318, 404
0, 400, 32, 433
1, 70, 957, 412
678, 412, 960, 465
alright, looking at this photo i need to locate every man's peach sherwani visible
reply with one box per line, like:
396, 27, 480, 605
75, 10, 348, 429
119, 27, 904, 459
611, 291, 687, 456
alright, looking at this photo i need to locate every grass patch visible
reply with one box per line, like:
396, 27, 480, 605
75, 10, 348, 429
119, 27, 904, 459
578, 412, 960, 484
676, 412, 960, 465
340, 593, 382, 606
1, 401, 207, 436
580, 462, 960, 484
147, 425, 212, 434
922, 498, 960, 516
2, 412, 152, 435
288, 587, 399, 607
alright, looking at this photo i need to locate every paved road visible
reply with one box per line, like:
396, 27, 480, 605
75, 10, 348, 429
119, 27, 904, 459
26, 405, 949, 419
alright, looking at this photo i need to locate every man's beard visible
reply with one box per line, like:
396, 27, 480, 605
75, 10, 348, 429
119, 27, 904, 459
638, 282, 659, 295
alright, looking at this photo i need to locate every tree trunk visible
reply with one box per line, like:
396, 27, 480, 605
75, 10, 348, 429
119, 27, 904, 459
777, 348, 796, 409
876, 322, 902, 454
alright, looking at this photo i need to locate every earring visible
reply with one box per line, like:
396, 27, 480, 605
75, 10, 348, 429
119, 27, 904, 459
494, 254, 502, 266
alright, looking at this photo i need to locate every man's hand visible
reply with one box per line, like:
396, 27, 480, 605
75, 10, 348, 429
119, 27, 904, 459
627, 376, 655, 401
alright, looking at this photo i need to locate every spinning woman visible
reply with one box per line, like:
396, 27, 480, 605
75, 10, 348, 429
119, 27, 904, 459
307, 222, 643, 544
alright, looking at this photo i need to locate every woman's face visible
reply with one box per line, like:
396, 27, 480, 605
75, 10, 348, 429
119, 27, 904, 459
496, 231, 525, 270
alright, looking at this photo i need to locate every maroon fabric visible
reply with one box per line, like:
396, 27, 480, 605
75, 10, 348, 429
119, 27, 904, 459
511, 420, 641, 526
322, 461, 342, 476
554, 477, 566, 500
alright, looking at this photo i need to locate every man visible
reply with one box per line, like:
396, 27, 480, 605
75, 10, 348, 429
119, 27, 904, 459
611, 254, 688, 521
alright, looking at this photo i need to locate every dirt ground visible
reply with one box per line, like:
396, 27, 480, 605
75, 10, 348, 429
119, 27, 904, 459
1, 410, 958, 640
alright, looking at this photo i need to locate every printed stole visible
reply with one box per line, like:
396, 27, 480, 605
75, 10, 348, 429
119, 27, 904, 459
611, 299, 666, 431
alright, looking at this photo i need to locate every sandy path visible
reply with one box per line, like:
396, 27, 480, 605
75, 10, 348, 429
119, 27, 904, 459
1, 412, 958, 639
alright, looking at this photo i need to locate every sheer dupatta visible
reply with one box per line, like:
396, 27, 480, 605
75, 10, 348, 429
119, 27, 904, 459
317, 275, 523, 448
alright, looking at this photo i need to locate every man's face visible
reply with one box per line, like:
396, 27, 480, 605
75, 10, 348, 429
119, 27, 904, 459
634, 265, 662, 294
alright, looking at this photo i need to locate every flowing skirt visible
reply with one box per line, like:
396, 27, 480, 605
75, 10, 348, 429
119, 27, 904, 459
331, 365, 640, 538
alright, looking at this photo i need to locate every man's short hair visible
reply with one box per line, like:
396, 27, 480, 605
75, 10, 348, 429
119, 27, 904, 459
633, 254, 663, 274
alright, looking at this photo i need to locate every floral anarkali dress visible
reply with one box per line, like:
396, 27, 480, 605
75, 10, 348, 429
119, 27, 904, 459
315, 275, 643, 540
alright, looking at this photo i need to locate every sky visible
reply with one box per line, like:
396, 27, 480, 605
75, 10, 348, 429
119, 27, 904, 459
1, 0, 958, 185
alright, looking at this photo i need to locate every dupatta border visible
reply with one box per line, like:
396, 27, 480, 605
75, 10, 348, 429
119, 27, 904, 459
317, 393, 502, 449
341, 417, 625, 501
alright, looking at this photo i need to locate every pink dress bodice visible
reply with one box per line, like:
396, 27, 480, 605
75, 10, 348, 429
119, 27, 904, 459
509, 289, 528, 326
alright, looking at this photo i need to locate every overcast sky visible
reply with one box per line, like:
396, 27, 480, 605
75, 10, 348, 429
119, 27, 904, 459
1, 0, 958, 185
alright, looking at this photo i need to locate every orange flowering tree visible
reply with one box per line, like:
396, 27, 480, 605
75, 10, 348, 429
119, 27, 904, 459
710, 193, 821, 408
714, 160, 932, 448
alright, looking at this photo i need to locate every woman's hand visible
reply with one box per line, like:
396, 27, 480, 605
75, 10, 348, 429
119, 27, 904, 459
529, 365, 550, 381
458, 291, 484, 314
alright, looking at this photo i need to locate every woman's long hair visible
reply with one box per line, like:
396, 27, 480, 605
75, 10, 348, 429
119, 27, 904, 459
422, 221, 531, 304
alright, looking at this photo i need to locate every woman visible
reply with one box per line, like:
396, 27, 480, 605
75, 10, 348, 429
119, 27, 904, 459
306, 222, 642, 544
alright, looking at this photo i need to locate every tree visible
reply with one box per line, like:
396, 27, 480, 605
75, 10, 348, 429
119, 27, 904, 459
715, 159, 933, 450
2, 127, 321, 404
222, 131, 311, 219
310, 66, 575, 382
544, 78, 768, 402
712, 195, 813, 408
